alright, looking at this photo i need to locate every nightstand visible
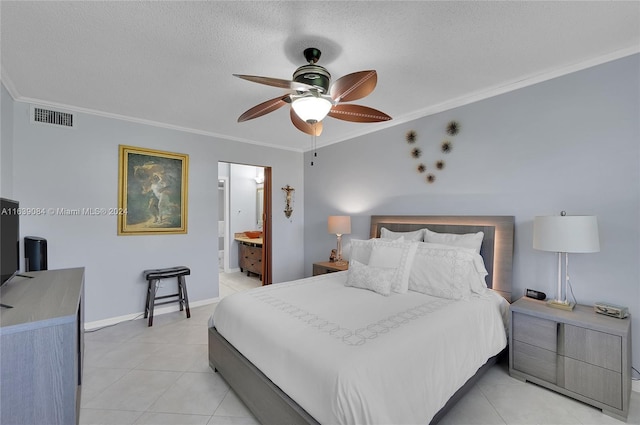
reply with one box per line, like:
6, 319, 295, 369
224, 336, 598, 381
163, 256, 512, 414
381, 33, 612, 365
312, 261, 349, 276
509, 297, 631, 421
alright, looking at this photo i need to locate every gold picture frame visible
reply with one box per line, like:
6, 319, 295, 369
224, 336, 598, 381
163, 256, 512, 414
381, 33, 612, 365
118, 145, 188, 235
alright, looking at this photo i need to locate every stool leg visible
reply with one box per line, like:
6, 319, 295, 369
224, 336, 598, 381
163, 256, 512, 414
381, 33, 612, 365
144, 279, 152, 319
177, 277, 184, 312
179, 275, 191, 319
148, 279, 158, 327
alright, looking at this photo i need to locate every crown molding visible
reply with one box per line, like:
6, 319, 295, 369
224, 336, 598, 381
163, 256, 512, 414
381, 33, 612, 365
0, 67, 21, 100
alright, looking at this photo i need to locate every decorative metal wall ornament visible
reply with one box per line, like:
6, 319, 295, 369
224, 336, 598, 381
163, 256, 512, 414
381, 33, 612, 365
404, 121, 460, 184
446, 121, 460, 136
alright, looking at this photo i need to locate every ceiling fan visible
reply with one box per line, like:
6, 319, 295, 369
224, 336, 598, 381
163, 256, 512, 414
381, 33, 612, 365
234, 48, 392, 136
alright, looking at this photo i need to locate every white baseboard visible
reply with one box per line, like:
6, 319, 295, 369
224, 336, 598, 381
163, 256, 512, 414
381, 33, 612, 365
84, 297, 219, 330
633, 380, 640, 393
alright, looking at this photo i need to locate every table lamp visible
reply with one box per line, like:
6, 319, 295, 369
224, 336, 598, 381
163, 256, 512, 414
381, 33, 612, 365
328, 216, 351, 266
533, 212, 600, 310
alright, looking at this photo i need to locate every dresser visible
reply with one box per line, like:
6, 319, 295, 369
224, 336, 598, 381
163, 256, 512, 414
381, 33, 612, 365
0, 268, 85, 425
509, 297, 631, 421
236, 238, 262, 278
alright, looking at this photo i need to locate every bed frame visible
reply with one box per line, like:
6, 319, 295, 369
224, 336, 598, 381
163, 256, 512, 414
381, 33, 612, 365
209, 215, 515, 424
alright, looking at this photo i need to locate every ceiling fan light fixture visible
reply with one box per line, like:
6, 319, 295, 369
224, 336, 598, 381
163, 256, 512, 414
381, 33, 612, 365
291, 96, 332, 124
235, 48, 391, 134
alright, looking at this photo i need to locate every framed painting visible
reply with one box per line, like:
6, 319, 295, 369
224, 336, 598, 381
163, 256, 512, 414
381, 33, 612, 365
118, 145, 188, 235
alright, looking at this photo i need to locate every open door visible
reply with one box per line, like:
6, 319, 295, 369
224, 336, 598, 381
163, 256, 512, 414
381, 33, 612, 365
261, 167, 273, 285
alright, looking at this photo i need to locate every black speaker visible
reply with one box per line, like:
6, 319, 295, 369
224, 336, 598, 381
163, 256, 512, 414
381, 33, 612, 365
24, 236, 47, 272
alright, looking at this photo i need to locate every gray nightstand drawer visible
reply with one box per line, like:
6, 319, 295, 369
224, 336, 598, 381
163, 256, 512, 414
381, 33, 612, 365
563, 324, 622, 372
509, 298, 631, 421
564, 357, 622, 409
513, 312, 557, 352
513, 340, 557, 384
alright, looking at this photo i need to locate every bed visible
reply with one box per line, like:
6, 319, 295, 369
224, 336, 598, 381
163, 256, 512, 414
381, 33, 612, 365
209, 215, 515, 424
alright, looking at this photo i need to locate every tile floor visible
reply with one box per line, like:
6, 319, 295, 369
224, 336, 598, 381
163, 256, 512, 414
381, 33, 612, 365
81, 272, 640, 425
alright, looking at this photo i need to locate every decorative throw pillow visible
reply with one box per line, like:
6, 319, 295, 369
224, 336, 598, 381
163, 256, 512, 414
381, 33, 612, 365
368, 239, 418, 293
423, 228, 484, 254
345, 260, 395, 296
348, 238, 376, 265
380, 227, 424, 242
408, 243, 485, 299
347, 237, 405, 265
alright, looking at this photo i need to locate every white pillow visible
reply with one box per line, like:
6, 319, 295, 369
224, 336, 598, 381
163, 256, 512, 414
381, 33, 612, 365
348, 238, 375, 264
470, 254, 489, 293
408, 243, 486, 299
368, 239, 418, 293
347, 236, 405, 264
345, 259, 395, 296
413, 241, 489, 293
380, 227, 424, 242
423, 228, 484, 254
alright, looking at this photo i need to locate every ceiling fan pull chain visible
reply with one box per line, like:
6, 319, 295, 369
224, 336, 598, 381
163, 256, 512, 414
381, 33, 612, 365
310, 127, 317, 166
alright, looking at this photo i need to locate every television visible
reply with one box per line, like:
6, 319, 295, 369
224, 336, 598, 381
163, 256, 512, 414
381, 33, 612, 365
1, 197, 20, 285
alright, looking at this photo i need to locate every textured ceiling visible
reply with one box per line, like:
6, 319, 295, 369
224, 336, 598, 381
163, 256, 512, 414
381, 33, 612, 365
1, 1, 639, 151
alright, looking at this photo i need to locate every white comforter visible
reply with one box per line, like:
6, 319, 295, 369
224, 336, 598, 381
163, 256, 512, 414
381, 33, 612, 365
211, 271, 508, 425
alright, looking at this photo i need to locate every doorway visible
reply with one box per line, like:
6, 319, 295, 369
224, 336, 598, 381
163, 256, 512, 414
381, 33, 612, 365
218, 162, 272, 296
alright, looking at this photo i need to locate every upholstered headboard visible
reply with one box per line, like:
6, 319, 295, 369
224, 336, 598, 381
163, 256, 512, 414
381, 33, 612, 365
370, 215, 515, 301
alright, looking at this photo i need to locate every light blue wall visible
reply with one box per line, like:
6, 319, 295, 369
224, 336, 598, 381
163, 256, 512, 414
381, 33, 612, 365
8, 97, 305, 323
1, 83, 14, 197
304, 54, 640, 367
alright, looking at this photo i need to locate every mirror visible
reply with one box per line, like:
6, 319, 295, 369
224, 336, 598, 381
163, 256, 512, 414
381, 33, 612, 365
256, 187, 264, 228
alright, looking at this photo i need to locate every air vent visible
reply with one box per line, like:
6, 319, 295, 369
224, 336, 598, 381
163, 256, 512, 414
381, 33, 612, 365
32, 107, 74, 128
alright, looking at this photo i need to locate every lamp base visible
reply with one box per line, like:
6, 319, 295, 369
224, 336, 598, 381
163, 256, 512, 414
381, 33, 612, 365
547, 299, 575, 311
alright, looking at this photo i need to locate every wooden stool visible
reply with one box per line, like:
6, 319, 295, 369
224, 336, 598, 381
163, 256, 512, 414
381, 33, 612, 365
143, 266, 191, 327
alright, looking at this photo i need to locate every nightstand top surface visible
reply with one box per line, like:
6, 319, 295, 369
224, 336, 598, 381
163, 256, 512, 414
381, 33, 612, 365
314, 261, 348, 269
511, 297, 630, 335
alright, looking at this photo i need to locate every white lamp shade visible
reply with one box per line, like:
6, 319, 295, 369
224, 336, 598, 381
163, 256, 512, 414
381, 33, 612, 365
328, 215, 351, 235
533, 215, 600, 253
292, 96, 332, 123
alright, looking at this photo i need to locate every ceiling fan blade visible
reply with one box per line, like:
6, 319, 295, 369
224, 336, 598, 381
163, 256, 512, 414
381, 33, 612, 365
290, 109, 323, 136
328, 104, 392, 123
330, 70, 377, 103
238, 95, 290, 122
233, 74, 315, 91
